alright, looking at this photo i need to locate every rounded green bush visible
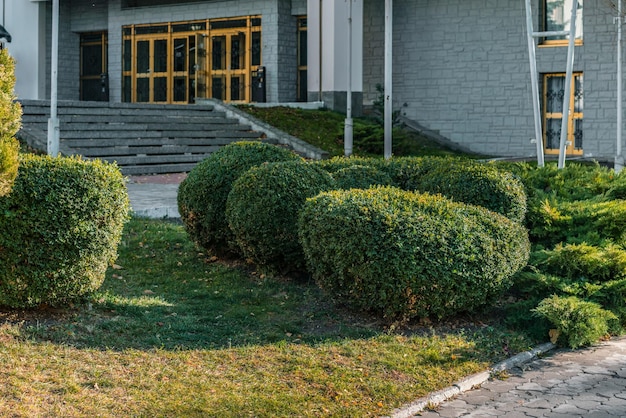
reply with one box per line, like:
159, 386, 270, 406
298, 187, 530, 321
177, 141, 301, 253
0, 155, 130, 308
226, 160, 335, 273
332, 165, 395, 190
399, 157, 527, 223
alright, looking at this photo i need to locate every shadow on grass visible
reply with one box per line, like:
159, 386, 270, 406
1, 218, 529, 366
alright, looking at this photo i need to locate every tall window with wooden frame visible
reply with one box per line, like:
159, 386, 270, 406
80, 32, 108, 101
543, 72, 583, 156
297, 16, 307, 102
541, 0, 583, 45
122, 16, 261, 104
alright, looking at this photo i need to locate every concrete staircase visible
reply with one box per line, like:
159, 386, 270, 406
17, 100, 266, 175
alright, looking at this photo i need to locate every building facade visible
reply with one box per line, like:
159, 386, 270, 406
2, 0, 625, 161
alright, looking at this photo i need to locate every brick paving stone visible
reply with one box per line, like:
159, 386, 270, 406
392, 336, 626, 418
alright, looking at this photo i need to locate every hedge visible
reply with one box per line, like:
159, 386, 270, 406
226, 160, 335, 273
317, 156, 527, 223
298, 187, 530, 321
177, 141, 301, 254
0, 155, 130, 308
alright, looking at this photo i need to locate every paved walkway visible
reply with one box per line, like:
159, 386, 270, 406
126, 173, 185, 219
125, 175, 626, 418
401, 336, 626, 418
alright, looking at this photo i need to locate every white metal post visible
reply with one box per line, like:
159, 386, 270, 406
384, 0, 393, 159
525, 0, 545, 167
617, 0, 624, 173
47, 0, 60, 157
344, 0, 353, 157
557, 0, 579, 169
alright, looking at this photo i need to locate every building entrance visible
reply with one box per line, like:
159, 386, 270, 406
123, 16, 261, 104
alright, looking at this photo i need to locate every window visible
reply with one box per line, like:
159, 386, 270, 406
543, 73, 583, 156
542, 0, 583, 45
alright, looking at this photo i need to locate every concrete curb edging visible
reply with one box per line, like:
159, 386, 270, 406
386, 342, 556, 418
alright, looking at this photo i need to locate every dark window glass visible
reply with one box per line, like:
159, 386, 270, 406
210, 19, 247, 30
154, 77, 167, 101
154, 39, 168, 72
173, 38, 187, 72
252, 32, 261, 66
136, 78, 149, 102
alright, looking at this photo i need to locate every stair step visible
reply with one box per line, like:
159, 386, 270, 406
18, 100, 266, 174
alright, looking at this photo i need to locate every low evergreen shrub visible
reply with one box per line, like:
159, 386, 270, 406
527, 198, 626, 247
533, 295, 618, 348
298, 187, 530, 322
0, 155, 129, 308
226, 160, 335, 273
177, 141, 300, 254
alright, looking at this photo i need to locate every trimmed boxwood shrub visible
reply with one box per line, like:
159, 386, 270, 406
177, 141, 301, 253
399, 157, 527, 223
0, 155, 130, 308
332, 165, 395, 190
317, 156, 527, 223
226, 160, 335, 273
298, 187, 530, 321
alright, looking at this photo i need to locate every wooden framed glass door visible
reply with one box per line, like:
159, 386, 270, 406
210, 30, 249, 102
135, 36, 169, 103
80, 32, 108, 101
123, 16, 260, 104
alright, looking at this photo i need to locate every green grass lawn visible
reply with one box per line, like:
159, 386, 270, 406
0, 218, 535, 417
238, 106, 466, 158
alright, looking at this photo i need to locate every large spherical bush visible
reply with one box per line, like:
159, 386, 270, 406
0, 136, 18, 197
0, 155, 130, 308
298, 187, 530, 321
226, 161, 335, 273
177, 141, 301, 253
401, 157, 527, 223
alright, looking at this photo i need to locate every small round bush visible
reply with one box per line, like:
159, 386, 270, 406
0, 136, 18, 197
298, 187, 530, 321
333, 165, 395, 190
226, 160, 335, 273
0, 155, 130, 308
177, 141, 301, 253
400, 157, 527, 223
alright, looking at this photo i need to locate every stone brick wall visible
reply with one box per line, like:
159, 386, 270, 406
363, 0, 621, 159
59, 0, 299, 104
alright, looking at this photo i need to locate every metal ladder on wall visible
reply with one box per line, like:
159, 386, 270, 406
524, 0, 579, 168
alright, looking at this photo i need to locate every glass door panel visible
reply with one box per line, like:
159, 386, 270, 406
209, 31, 248, 102
135, 37, 169, 103
172, 37, 188, 103
195, 33, 208, 100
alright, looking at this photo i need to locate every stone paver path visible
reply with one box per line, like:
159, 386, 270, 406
415, 337, 626, 417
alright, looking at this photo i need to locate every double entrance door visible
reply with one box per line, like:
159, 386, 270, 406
129, 26, 256, 104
